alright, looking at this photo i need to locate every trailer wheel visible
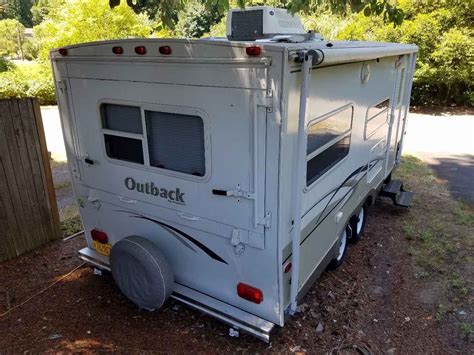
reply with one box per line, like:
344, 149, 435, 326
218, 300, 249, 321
349, 205, 366, 244
110, 235, 174, 311
328, 226, 349, 270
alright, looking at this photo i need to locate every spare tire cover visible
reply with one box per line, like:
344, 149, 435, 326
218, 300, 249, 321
110, 235, 174, 311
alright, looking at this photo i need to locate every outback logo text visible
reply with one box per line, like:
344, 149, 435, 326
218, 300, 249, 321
124, 177, 185, 204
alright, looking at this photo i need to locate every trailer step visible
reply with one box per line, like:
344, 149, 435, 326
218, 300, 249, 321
379, 179, 413, 207
395, 190, 414, 207
382, 179, 403, 195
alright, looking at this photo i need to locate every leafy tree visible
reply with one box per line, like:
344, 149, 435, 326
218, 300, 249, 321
31, 0, 64, 25
3, 0, 33, 27
34, 0, 153, 61
112, 0, 405, 28
0, 18, 25, 57
175, 0, 223, 38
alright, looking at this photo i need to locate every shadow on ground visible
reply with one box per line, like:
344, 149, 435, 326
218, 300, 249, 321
425, 154, 474, 205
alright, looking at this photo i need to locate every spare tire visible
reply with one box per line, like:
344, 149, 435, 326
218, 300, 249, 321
110, 235, 174, 311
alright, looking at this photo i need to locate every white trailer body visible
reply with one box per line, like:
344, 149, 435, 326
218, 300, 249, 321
51, 8, 417, 342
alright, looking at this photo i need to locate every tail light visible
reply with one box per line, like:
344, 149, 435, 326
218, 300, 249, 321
246, 46, 261, 56
112, 46, 123, 55
58, 48, 68, 56
91, 229, 108, 244
284, 262, 292, 273
135, 46, 147, 55
237, 283, 263, 304
159, 46, 172, 55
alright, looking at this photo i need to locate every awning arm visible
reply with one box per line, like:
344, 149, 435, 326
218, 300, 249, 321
289, 50, 316, 314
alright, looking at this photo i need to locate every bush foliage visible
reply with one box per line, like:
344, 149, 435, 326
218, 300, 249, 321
0, 0, 472, 106
0, 62, 56, 104
307, 0, 473, 106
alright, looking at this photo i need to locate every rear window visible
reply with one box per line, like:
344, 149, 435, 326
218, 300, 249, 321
101, 104, 142, 134
146, 111, 205, 176
100, 103, 206, 177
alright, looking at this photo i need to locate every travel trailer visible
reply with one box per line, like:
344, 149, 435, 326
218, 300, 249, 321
51, 6, 417, 342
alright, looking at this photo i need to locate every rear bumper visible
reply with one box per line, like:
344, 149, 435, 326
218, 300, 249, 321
78, 247, 275, 342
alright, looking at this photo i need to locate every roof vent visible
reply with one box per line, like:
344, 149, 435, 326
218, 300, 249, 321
226, 7, 306, 41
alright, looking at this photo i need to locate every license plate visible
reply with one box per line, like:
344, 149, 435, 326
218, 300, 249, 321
93, 240, 112, 256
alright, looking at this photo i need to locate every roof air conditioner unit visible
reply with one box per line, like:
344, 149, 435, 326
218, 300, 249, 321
226, 6, 306, 41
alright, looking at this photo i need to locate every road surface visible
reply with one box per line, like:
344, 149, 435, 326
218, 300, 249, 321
403, 112, 474, 204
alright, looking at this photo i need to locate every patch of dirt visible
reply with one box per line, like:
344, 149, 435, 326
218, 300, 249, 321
0, 209, 468, 353
0, 159, 472, 353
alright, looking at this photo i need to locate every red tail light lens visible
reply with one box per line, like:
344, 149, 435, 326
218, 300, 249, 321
246, 46, 261, 56
237, 283, 263, 304
58, 48, 68, 56
112, 46, 123, 55
159, 46, 172, 55
91, 229, 108, 244
135, 46, 147, 55
284, 262, 292, 273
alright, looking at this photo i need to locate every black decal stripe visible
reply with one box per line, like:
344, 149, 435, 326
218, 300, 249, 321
284, 167, 374, 263
159, 224, 197, 253
123, 213, 228, 265
314, 165, 366, 225
287, 169, 368, 263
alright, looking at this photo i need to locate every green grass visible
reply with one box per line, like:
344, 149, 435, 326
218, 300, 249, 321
435, 304, 446, 322
395, 155, 473, 339
459, 322, 472, 339
60, 216, 82, 238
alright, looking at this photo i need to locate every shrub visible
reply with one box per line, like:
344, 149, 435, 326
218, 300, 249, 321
0, 19, 26, 58
0, 57, 15, 73
333, 3, 473, 106
0, 62, 56, 105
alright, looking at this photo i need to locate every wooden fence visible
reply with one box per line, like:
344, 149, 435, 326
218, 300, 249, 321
0, 98, 61, 262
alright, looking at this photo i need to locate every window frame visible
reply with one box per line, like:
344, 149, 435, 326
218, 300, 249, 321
98, 99, 211, 182
304, 104, 354, 189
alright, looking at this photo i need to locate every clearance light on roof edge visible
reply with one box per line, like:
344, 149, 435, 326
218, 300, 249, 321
159, 46, 172, 55
246, 46, 261, 56
135, 46, 147, 55
237, 283, 263, 304
112, 46, 123, 55
58, 48, 68, 56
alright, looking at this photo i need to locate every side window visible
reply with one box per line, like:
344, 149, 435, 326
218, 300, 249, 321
100, 103, 206, 177
306, 105, 353, 186
396, 68, 406, 106
101, 104, 144, 164
365, 98, 390, 140
145, 111, 205, 176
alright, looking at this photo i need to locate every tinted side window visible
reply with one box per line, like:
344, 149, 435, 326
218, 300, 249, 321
307, 106, 353, 155
306, 136, 351, 186
365, 98, 390, 139
306, 105, 353, 186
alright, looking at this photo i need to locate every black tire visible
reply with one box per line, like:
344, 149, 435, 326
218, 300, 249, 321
328, 226, 350, 270
110, 235, 174, 311
349, 205, 367, 244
